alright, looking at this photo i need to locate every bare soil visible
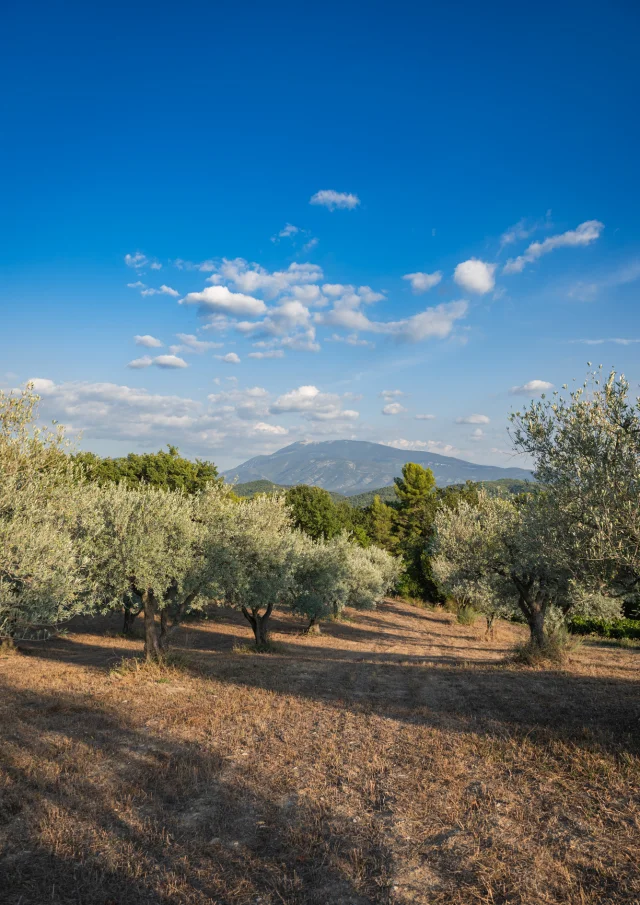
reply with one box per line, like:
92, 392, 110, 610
1, 600, 638, 904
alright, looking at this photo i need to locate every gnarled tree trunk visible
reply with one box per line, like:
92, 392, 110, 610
141, 589, 165, 662
241, 602, 274, 648
305, 616, 321, 634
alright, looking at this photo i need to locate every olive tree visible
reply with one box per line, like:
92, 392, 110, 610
0, 386, 86, 641
205, 493, 299, 647
79, 481, 210, 660
509, 366, 640, 595
432, 491, 576, 646
289, 534, 351, 632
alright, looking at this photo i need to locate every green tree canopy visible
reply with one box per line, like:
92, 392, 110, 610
73, 445, 220, 494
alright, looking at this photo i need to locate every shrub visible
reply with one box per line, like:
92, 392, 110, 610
568, 616, 640, 640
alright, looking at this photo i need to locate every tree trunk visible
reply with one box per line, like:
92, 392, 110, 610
142, 590, 165, 662
528, 606, 546, 648
242, 604, 273, 648
305, 617, 321, 634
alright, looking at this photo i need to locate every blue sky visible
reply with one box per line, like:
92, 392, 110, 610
2, 0, 639, 471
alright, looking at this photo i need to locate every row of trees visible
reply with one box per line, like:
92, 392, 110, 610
1, 387, 399, 658
432, 367, 640, 648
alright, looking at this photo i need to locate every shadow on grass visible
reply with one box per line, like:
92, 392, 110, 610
20, 624, 640, 758
0, 683, 391, 905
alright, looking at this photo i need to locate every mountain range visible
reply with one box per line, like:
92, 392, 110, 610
223, 440, 532, 496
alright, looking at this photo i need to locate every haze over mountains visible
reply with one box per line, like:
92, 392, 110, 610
223, 440, 532, 496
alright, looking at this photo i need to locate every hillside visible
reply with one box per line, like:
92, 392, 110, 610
4, 600, 638, 904
224, 439, 533, 496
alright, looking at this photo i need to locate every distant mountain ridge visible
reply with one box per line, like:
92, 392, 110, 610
223, 440, 532, 496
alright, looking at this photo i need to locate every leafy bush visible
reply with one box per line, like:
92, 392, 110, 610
568, 616, 640, 640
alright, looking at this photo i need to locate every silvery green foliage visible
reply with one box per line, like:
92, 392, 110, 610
289, 533, 351, 623
204, 493, 299, 617
0, 386, 84, 639
432, 491, 576, 637
78, 480, 202, 610
510, 367, 640, 591
343, 539, 400, 610
568, 584, 623, 621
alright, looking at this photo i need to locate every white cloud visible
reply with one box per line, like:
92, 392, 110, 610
380, 390, 405, 400
329, 333, 374, 347
302, 237, 319, 253
127, 356, 154, 369
320, 300, 467, 342
125, 252, 148, 269
403, 271, 442, 293
310, 190, 360, 211
470, 428, 484, 441
216, 352, 241, 364
271, 385, 359, 422
153, 355, 188, 369
499, 213, 552, 251
415, 414, 436, 420
171, 333, 221, 354
134, 335, 163, 348
382, 403, 407, 415
382, 439, 460, 455
207, 259, 323, 300
140, 284, 180, 298
254, 422, 288, 435
503, 220, 604, 274
278, 223, 299, 238
455, 414, 490, 424
150, 262, 162, 270
510, 379, 554, 395
454, 259, 496, 294
181, 285, 267, 317
127, 355, 188, 370
569, 338, 640, 346
127, 281, 146, 289
248, 350, 285, 359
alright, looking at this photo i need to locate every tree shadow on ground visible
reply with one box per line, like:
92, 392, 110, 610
20, 625, 640, 758
0, 683, 392, 905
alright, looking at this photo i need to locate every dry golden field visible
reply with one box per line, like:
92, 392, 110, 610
1, 600, 639, 904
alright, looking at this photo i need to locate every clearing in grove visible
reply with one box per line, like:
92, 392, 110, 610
1, 599, 638, 905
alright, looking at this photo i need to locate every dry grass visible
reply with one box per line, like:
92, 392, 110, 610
1, 600, 639, 904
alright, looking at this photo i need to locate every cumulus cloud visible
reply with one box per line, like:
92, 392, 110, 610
510, 379, 554, 395
382, 403, 407, 415
254, 422, 288, 434
302, 237, 319, 253
207, 259, 323, 300
402, 271, 442, 293
154, 355, 188, 369
503, 220, 603, 274
127, 356, 154, 369
150, 262, 162, 270
455, 414, 490, 424
310, 190, 360, 211
271, 385, 359, 422
380, 390, 405, 400
470, 428, 484, 441
216, 352, 241, 364
454, 259, 496, 294
134, 335, 163, 348
319, 299, 467, 342
277, 223, 299, 238
181, 285, 267, 317
127, 355, 188, 370
415, 414, 436, 420
127, 281, 146, 289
